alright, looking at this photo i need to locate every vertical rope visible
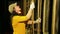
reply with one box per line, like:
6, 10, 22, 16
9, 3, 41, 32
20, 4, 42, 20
40, 0, 42, 34
23, 0, 26, 15
43, 0, 50, 34
42, 0, 50, 34
37, 0, 40, 34
43, 0, 46, 34
32, 9, 34, 34
45, 0, 50, 34
40, 0, 42, 18
51, 0, 57, 34
31, 0, 34, 34
56, 0, 59, 33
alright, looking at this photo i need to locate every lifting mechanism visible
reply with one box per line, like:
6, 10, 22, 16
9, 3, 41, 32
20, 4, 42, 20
23, 0, 59, 34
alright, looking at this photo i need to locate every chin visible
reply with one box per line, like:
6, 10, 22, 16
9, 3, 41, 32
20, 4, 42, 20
18, 12, 21, 14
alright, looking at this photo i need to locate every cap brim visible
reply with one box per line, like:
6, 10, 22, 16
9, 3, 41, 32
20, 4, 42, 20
8, 3, 17, 13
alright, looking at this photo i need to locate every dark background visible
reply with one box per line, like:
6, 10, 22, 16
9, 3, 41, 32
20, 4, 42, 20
1, 0, 24, 34
1, 0, 60, 34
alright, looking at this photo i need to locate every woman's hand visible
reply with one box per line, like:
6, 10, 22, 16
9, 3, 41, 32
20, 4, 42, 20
30, 2, 35, 10
35, 18, 41, 23
27, 18, 41, 24
27, 20, 33, 24
26, 2, 35, 20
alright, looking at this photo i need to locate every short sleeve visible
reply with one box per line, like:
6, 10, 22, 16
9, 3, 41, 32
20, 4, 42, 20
12, 16, 28, 26
13, 16, 28, 22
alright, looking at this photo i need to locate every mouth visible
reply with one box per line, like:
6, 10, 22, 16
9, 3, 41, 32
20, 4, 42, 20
18, 12, 21, 13
18, 10, 21, 13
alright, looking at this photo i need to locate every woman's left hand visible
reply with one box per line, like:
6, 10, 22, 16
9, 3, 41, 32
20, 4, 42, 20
35, 18, 41, 23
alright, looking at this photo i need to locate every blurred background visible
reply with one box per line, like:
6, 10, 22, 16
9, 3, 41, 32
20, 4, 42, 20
1, 0, 60, 34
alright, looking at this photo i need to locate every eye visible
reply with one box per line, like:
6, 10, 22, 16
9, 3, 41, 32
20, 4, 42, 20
16, 5, 19, 7
18, 6, 20, 8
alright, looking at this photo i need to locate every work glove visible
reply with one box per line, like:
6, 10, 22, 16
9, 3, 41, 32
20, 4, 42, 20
30, 2, 35, 10
35, 18, 41, 23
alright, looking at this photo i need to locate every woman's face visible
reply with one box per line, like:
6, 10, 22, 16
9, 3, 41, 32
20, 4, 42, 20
14, 5, 21, 14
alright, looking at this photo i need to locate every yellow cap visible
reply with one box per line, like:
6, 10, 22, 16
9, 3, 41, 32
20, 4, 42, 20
8, 3, 17, 13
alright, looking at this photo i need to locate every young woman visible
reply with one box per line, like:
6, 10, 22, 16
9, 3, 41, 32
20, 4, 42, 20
8, 2, 41, 34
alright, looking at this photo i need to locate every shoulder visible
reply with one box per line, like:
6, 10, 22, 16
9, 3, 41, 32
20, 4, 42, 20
12, 16, 27, 19
13, 16, 26, 17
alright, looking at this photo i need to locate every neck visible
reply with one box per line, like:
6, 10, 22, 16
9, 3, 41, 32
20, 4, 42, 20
12, 11, 22, 16
15, 11, 21, 14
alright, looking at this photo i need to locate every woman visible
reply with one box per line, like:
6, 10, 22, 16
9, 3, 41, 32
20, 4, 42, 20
8, 2, 41, 34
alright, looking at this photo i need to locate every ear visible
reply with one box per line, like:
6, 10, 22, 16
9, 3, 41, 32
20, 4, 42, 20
13, 7, 15, 11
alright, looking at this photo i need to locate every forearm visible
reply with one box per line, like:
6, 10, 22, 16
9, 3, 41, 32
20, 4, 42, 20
27, 20, 41, 24
32, 21, 39, 24
26, 9, 33, 20
27, 20, 37, 24
26, 2, 35, 20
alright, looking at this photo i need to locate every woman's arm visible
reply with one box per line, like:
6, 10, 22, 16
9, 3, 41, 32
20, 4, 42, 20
26, 2, 35, 20
27, 18, 41, 24
12, 2, 35, 23
26, 9, 33, 20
